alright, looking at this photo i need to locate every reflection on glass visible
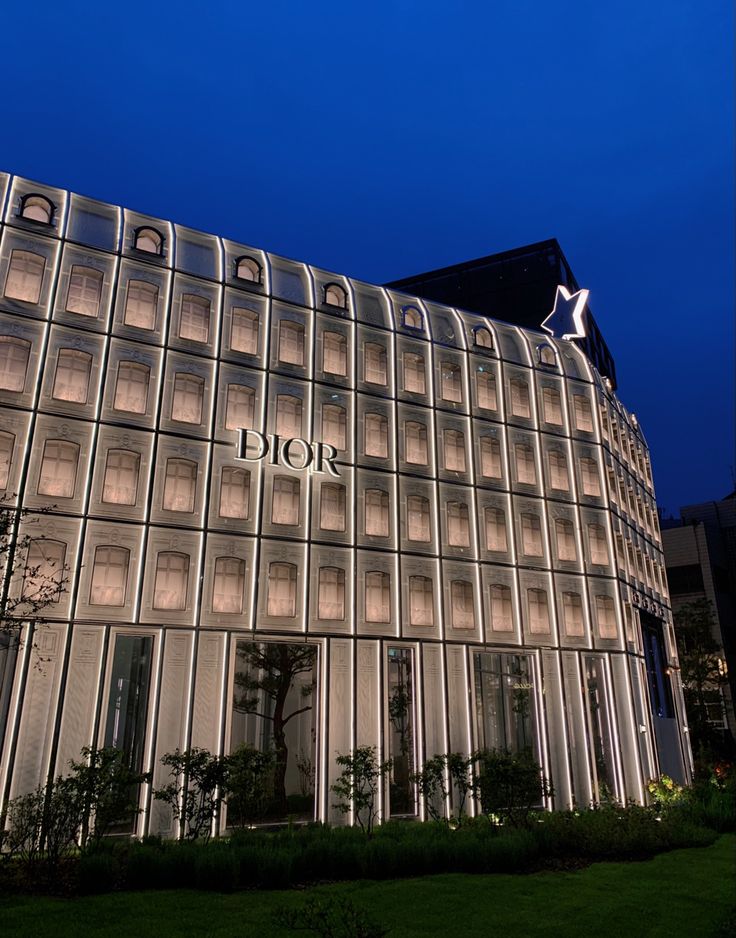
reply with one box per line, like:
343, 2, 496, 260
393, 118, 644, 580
473, 652, 536, 754
387, 647, 416, 816
583, 655, 616, 800
231, 641, 318, 822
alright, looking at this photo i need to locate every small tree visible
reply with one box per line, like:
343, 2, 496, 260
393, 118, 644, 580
473, 749, 552, 828
331, 746, 392, 836
153, 748, 227, 841
233, 643, 317, 815
68, 746, 150, 850
410, 753, 474, 825
673, 599, 733, 765
0, 497, 69, 648
223, 744, 275, 828
2, 777, 79, 871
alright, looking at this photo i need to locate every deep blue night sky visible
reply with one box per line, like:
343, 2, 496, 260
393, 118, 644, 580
1, 1, 732, 514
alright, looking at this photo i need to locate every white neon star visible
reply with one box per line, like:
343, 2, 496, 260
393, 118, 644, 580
541, 286, 589, 340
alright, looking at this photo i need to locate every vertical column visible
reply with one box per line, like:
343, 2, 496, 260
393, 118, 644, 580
326, 638, 353, 824
55, 626, 105, 773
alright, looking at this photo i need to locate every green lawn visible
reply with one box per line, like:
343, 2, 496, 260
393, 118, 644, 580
2, 835, 734, 938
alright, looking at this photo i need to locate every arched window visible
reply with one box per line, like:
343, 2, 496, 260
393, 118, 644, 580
20, 194, 54, 224
580, 457, 601, 497
90, 546, 130, 606
212, 557, 246, 614
548, 450, 569, 491
0, 431, 15, 489
480, 436, 502, 479
588, 523, 609, 566
514, 443, 536, 485
403, 352, 426, 394
364, 412, 388, 458
537, 343, 556, 366
271, 475, 300, 525
473, 326, 494, 349
365, 571, 390, 623
573, 394, 593, 432
595, 594, 617, 639
447, 501, 470, 547
404, 420, 428, 465
134, 227, 163, 255
554, 518, 576, 561
324, 283, 347, 308
476, 370, 497, 410
484, 507, 508, 553
38, 439, 79, 498
542, 387, 562, 425
53, 349, 92, 404
322, 331, 347, 376
0, 337, 31, 392
443, 429, 466, 472
440, 362, 462, 402
318, 566, 345, 620
102, 449, 140, 505
406, 495, 430, 542
235, 256, 261, 283
163, 458, 197, 512
275, 393, 302, 438
509, 377, 531, 418
527, 588, 550, 634
267, 562, 297, 617
171, 373, 204, 424
409, 576, 434, 626
230, 307, 259, 354
490, 584, 513, 632
153, 551, 189, 610
179, 294, 210, 343
124, 280, 158, 330
364, 342, 387, 385
321, 403, 347, 451
66, 266, 103, 317
219, 466, 250, 520
278, 320, 305, 366
520, 513, 543, 557
4, 250, 45, 303
225, 384, 255, 431
562, 592, 585, 637
365, 488, 389, 537
451, 580, 475, 629
113, 361, 150, 414
23, 538, 66, 602
320, 482, 346, 531
401, 305, 423, 330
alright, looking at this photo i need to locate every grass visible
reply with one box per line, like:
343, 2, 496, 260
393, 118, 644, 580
1, 834, 733, 938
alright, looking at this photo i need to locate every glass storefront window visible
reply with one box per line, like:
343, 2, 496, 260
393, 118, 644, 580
387, 647, 416, 816
473, 652, 536, 753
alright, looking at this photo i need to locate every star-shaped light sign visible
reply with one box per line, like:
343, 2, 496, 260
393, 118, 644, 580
541, 286, 589, 340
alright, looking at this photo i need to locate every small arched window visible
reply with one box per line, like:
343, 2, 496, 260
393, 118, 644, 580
235, 256, 261, 283
163, 458, 198, 513
324, 283, 347, 308
0, 337, 31, 392
451, 580, 475, 629
90, 546, 130, 606
409, 576, 434, 626
38, 439, 80, 498
401, 305, 423, 330
537, 343, 556, 366
212, 557, 246, 614
267, 561, 297, 617
134, 227, 163, 255
473, 326, 494, 350
153, 551, 189, 610
318, 566, 346, 620
20, 194, 54, 224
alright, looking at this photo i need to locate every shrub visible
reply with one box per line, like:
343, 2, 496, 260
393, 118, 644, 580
331, 747, 392, 836
473, 749, 553, 828
153, 748, 227, 841
223, 744, 275, 828
275, 895, 389, 938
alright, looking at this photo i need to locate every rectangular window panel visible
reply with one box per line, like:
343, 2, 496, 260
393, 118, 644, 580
473, 652, 536, 752
231, 308, 259, 354
318, 567, 345, 619
387, 647, 416, 816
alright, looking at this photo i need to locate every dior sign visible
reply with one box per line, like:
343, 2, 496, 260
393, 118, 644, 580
237, 429, 340, 477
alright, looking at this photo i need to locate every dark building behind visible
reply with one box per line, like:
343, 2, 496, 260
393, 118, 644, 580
387, 238, 617, 388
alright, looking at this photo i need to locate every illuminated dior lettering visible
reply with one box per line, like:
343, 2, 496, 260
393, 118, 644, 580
237, 429, 339, 477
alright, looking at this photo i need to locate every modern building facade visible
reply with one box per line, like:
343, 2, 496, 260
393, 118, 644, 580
0, 172, 689, 836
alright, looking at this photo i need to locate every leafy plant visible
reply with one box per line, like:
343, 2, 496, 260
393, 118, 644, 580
473, 748, 552, 828
646, 774, 684, 812
223, 744, 275, 828
410, 752, 474, 824
331, 747, 392, 836
153, 748, 227, 841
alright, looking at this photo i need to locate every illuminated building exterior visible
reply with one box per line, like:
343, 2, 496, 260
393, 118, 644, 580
0, 172, 690, 835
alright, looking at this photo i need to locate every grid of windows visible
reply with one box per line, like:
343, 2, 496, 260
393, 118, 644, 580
0, 174, 686, 834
